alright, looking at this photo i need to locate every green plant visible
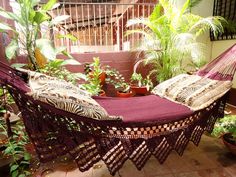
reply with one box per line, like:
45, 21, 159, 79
0, 87, 15, 114
39, 59, 86, 85
0, 119, 31, 177
80, 57, 103, 95
127, 0, 225, 82
212, 115, 236, 141
131, 73, 153, 91
105, 66, 130, 93
0, 0, 74, 70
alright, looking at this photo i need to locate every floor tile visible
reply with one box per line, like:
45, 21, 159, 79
118, 160, 145, 177
165, 153, 195, 173
91, 162, 119, 177
197, 168, 233, 177
143, 157, 172, 177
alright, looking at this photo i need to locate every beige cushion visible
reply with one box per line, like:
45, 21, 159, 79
152, 74, 232, 111
23, 70, 122, 121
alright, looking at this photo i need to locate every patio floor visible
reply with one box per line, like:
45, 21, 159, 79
34, 105, 236, 177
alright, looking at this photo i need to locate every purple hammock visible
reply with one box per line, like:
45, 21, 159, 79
0, 44, 236, 175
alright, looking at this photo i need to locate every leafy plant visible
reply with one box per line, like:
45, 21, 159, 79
0, 119, 31, 177
212, 115, 236, 140
105, 66, 130, 93
80, 57, 103, 95
0, 0, 73, 70
127, 0, 225, 82
39, 59, 85, 84
131, 73, 153, 91
0, 87, 15, 114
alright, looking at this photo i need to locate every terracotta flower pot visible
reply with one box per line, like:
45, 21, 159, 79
131, 86, 148, 95
116, 91, 133, 98
89, 72, 106, 86
222, 133, 236, 155
99, 72, 106, 85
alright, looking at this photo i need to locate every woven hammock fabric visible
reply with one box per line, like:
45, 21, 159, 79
197, 43, 236, 81
0, 62, 228, 176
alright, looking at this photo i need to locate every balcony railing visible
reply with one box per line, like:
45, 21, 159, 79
50, 1, 156, 53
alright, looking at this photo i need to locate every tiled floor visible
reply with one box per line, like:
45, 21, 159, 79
33, 106, 236, 177
34, 135, 236, 177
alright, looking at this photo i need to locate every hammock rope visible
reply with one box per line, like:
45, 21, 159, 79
197, 43, 236, 81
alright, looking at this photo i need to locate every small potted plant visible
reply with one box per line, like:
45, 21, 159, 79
115, 82, 132, 98
130, 73, 153, 95
84, 57, 106, 86
81, 58, 106, 96
105, 67, 133, 98
212, 115, 236, 155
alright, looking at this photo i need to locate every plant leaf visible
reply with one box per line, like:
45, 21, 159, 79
36, 39, 56, 60
149, 4, 162, 22
10, 164, 19, 173
34, 12, 50, 24
50, 15, 70, 26
24, 152, 31, 161
11, 170, 19, 177
61, 59, 81, 66
19, 174, 26, 177
0, 22, 13, 32
11, 63, 26, 68
42, 0, 57, 11
57, 33, 77, 42
61, 50, 74, 59
0, 10, 14, 19
32, 0, 40, 7
5, 39, 18, 60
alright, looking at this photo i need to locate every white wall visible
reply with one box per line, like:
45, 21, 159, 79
211, 40, 236, 87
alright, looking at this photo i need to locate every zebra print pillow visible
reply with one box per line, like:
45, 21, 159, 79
25, 71, 122, 121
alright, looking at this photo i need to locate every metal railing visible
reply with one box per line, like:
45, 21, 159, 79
50, 1, 156, 53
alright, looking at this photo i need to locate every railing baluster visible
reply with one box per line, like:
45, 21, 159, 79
47, 2, 155, 53
93, 4, 97, 48
87, 4, 91, 47
81, 4, 86, 46
69, 4, 73, 52
110, 4, 113, 48
99, 4, 102, 46
63, 5, 69, 52
105, 4, 108, 46
75, 4, 80, 49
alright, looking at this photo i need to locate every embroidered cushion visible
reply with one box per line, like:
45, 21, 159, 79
152, 74, 232, 111
22, 70, 122, 121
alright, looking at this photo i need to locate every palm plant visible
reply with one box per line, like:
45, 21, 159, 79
127, 0, 225, 82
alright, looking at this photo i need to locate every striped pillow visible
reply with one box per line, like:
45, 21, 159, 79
152, 74, 232, 111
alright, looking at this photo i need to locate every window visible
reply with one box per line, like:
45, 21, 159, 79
211, 0, 236, 41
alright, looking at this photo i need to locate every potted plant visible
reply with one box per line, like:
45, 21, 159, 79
115, 83, 132, 98
105, 67, 132, 98
81, 58, 106, 96
130, 73, 153, 95
126, 0, 225, 83
84, 57, 106, 86
212, 115, 236, 155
